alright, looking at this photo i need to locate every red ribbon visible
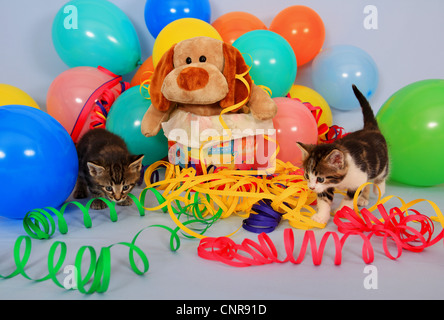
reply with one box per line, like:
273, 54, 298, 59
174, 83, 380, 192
70, 66, 129, 143
287, 95, 347, 143
197, 204, 444, 266
334, 204, 442, 257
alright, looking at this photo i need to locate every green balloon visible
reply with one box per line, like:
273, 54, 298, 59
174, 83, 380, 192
106, 86, 168, 166
376, 79, 444, 187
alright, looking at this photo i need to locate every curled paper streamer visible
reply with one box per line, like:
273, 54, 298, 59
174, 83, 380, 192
0, 235, 149, 294
198, 187, 444, 267
1, 194, 181, 294
321, 125, 349, 144
334, 204, 441, 259
198, 228, 368, 267
23, 194, 145, 239
242, 199, 284, 233
71, 66, 129, 143
140, 160, 322, 240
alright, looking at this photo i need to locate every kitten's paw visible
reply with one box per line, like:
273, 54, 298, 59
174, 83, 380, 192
117, 198, 133, 206
90, 199, 107, 210
311, 213, 330, 224
373, 183, 386, 197
357, 197, 369, 207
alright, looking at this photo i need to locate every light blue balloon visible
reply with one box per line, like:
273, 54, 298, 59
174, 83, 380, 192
52, 0, 142, 75
233, 30, 297, 98
311, 45, 378, 111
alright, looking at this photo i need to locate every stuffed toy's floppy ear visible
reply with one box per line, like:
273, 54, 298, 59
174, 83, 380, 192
219, 43, 253, 111
150, 44, 176, 112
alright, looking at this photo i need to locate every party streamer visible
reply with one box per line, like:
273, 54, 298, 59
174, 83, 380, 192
197, 187, 444, 267
139, 159, 323, 240
70, 66, 129, 143
1, 194, 182, 294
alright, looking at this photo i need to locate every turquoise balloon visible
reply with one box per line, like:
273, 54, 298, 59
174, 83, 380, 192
311, 45, 378, 111
52, 0, 142, 75
233, 30, 297, 98
106, 86, 168, 166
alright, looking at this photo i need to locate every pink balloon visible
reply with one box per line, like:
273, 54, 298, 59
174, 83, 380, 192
272, 97, 318, 166
46, 67, 123, 142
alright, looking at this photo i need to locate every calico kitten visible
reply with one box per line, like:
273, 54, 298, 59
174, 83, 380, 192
297, 85, 389, 224
73, 128, 144, 210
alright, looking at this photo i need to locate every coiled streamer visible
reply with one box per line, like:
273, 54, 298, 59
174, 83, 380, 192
139, 160, 323, 240
198, 187, 444, 267
1, 194, 181, 294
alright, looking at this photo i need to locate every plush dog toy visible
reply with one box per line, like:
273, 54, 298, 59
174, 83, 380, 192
141, 36, 277, 137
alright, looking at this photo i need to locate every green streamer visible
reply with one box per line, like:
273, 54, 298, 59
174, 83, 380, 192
1, 190, 221, 294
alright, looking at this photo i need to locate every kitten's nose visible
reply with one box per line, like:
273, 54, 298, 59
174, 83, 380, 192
114, 193, 122, 201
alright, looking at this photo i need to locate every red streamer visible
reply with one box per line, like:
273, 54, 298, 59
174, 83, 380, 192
70, 66, 129, 143
197, 204, 444, 266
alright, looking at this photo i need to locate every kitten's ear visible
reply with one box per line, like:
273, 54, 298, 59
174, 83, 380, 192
326, 149, 345, 169
87, 162, 105, 177
129, 155, 144, 172
296, 142, 313, 161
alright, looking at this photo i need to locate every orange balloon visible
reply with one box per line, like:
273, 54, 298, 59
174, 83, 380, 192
130, 56, 154, 87
269, 6, 325, 67
212, 11, 267, 45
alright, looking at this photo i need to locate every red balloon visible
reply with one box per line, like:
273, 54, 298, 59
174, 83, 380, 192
212, 11, 267, 45
272, 97, 318, 166
270, 6, 325, 67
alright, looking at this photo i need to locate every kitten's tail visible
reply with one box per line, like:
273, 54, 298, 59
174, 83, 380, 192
352, 84, 379, 130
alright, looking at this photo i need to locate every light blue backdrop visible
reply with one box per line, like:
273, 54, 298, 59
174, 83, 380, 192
1, 0, 444, 132
1, 0, 444, 301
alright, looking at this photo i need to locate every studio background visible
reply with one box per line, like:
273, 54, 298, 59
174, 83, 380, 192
1, 0, 444, 300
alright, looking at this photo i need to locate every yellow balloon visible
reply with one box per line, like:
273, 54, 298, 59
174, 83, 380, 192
152, 18, 222, 67
288, 84, 332, 127
0, 84, 40, 109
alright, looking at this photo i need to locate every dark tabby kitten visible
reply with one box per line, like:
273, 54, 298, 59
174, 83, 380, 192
73, 128, 144, 210
297, 85, 389, 224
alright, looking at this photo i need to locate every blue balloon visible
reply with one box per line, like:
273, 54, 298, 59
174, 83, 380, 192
0, 105, 78, 219
144, 0, 211, 38
311, 45, 378, 111
52, 0, 142, 75
233, 30, 297, 98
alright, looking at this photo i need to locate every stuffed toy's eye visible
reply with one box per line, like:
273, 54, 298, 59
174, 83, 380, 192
199, 55, 207, 63
186, 57, 192, 64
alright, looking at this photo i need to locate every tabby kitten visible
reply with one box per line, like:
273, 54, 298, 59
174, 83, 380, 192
297, 85, 389, 224
73, 128, 144, 210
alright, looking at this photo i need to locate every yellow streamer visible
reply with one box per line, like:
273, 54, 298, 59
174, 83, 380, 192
140, 159, 322, 239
